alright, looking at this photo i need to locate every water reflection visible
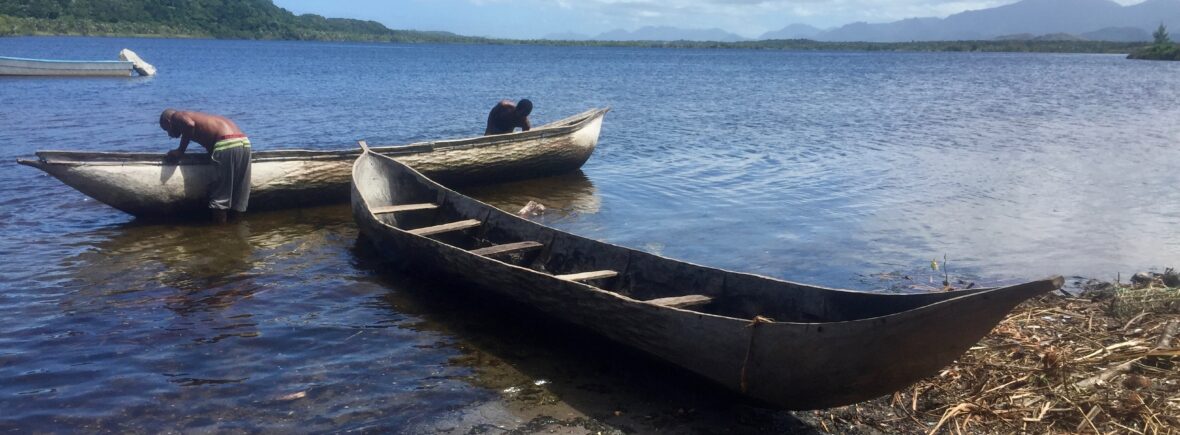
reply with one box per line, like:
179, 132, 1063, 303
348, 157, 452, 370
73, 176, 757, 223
0, 174, 612, 431
67, 205, 351, 303
61, 170, 601, 315
358, 251, 812, 433
458, 170, 600, 221
1, 202, 448, 431
344, 171, 808, 432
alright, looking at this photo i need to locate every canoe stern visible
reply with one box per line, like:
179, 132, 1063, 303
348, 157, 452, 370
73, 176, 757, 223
743, 277, 1063, 409
397, 108, 607, 185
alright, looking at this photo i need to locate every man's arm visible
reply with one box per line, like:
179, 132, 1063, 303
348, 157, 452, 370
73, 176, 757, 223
164, 136, 189, 162
165, 115, 197, 161
520, 116, 531, 132
177, 134, 192, 153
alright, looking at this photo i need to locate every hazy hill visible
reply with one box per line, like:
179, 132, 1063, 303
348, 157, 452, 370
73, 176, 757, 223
1082, 27, 1152, 41
811, 0, 1180, 42
994, 32, 1099, 41
759, 23, 822, 40
1033, 33, 1088, 41
937, 0, 1123, 37
994, 33, 1038, 40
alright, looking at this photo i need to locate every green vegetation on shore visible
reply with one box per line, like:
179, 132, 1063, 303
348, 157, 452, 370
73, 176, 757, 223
1128, 25, 1180, 60
0, 0, 484, 42
514, 38, 1142, 54
0, 0, 1148, 54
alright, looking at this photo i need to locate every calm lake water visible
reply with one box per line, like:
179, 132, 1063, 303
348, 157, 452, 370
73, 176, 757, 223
1, 36, 1179, 431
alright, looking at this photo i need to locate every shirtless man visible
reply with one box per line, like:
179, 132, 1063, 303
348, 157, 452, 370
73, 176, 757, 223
484, 99, 532, 135
160, 109, 251, 223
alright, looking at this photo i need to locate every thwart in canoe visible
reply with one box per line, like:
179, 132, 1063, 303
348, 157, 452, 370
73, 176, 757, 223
18, 108, 608, 217
350, 140, 1063, 410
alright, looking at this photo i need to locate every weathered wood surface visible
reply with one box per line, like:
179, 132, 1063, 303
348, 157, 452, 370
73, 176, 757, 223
647, 294, 713, 309
469, 241, 543, 257
18, 108, 608, 217
371, 203, 438, 214
0, 56, 134, 77
407, 219, 481, 236
556, 270, 619, 281
350, 144, 1065, 410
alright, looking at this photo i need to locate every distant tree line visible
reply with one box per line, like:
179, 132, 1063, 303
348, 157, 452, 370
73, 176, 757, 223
0, 0, 485, 42
504, 38, 1144, 54
1128, 24, 1179, 60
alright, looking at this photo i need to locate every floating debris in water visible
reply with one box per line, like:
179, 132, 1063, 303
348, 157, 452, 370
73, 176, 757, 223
518, 200, 545, 217
277, 391, 306, 401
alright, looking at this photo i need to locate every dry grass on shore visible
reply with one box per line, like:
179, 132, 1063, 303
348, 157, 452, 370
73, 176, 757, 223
807, 282, 1180, 434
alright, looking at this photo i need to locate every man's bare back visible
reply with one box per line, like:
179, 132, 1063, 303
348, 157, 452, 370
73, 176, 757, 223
484, 99, 532, 135
161, 109, 244, 158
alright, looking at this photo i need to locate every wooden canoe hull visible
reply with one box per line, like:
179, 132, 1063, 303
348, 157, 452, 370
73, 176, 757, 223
0, 56, 134, 77
350, 145, 1063, 410
18, 108, 607, 217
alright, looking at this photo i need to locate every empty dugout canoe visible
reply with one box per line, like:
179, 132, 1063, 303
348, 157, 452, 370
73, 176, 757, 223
350, 140, 1063, 410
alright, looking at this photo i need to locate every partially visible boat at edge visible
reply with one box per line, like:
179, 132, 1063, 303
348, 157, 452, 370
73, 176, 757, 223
0, 49, 156, 77
350, 140, 1063, 410
18, 108, 608, 217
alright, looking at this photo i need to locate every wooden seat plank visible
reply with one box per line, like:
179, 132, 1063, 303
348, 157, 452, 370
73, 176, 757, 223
372, 203, 438, 214
470, 241, 543, 257
407, 219, 481, 236
556, 270, 618, 282
647, 295, 713, 309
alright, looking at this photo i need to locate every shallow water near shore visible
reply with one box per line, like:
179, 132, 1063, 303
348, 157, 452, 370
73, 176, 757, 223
1, 36, 1179, 431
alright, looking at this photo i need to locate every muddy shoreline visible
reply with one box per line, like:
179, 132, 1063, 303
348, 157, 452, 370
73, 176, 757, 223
399, 273, 1178, 434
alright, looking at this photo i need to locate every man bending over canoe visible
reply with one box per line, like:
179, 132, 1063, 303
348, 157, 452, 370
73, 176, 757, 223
160, 109, 251, 223
484, 99, 532, 135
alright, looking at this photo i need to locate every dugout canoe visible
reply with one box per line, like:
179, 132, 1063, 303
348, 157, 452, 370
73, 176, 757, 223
0, 50, 155, 77
351, 141, 1063, 410
18, 108, 608, 218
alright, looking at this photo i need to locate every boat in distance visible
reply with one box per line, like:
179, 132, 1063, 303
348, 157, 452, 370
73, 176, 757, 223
350, 141, 1064, 409
18, 108, 608, 218
0, 49, 156, 77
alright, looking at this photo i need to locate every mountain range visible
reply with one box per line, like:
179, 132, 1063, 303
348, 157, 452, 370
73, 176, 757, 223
547, 0, 1180, 43
779, 0, 1180, 42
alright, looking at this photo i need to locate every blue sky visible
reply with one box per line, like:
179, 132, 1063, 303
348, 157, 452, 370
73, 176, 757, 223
273, 0, 1145, 39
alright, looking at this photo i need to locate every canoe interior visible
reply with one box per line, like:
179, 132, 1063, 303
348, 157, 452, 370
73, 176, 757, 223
355, 148, 1022, 324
